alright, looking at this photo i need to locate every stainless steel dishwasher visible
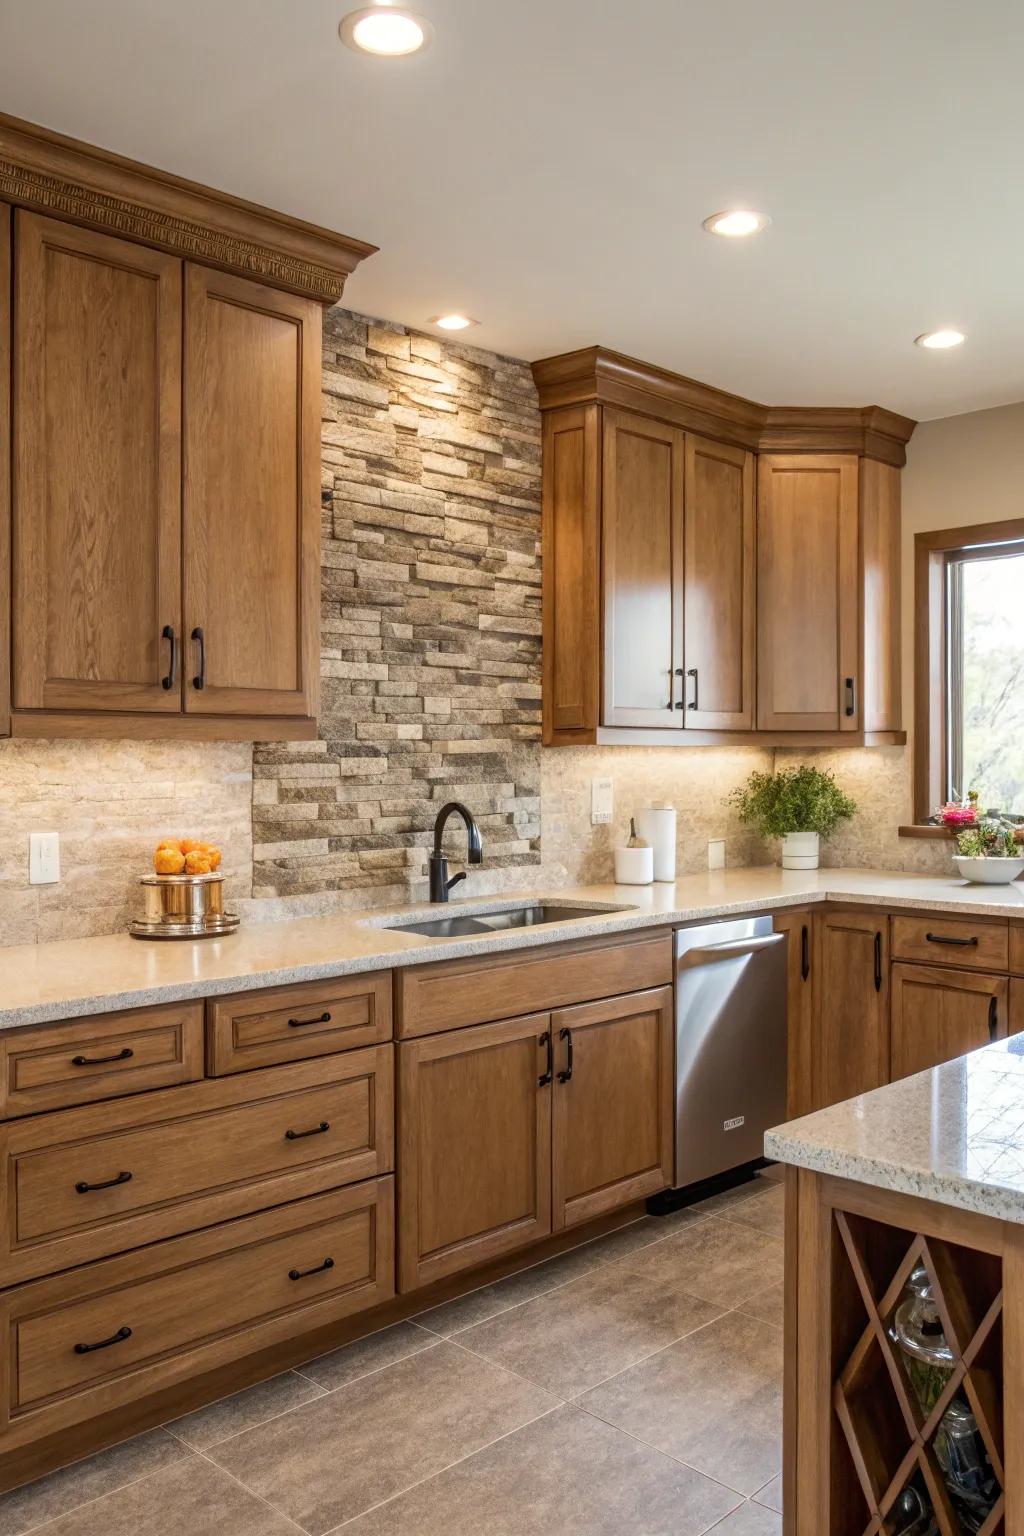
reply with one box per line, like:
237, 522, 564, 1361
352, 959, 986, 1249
671, 914, 788, 1190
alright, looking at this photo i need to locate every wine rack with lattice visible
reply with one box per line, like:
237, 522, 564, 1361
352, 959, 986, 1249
831, 1209, 1004, 1535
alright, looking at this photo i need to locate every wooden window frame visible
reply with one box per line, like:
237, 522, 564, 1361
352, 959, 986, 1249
913, 517, 1024, 823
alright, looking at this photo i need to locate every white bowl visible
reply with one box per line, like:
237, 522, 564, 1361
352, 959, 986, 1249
953, 856, 1024, 885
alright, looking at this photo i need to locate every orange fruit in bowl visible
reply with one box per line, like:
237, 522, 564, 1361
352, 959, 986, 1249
179, 838, 202, 854
184, 850, 213, 875
154, 847, 186, 875
156, 837, 183, 853
201, 844, 222, 870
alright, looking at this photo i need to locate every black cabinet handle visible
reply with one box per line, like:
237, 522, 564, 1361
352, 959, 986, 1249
161, 625, 178, 691
75, 1170, 132, 1194
191, 626, 206, 690
288, 1011, 332, 1030
800, 925, 810, 982
74, 1325, 132, 1356
989, 996, 999, 1042
289, 1257, 335, 1282
874, 932, 882, 993
558, 1027, 574, 1083
72, 1047, 134, 1068
925, 932, 979, 948
284, 1121, 330, 1141
538, 1030, 553, 1086
845, 676, 857, 718
687, 667, 699, 711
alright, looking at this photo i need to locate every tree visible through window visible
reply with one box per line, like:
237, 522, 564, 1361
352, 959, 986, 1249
946, 543, 1024, 813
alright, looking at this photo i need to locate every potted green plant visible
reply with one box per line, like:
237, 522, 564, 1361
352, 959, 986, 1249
729, 765, 857, 869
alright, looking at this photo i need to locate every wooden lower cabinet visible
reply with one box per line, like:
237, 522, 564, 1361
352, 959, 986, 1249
773, 910, 814, 1118
551, 986, 673, 1231
890, 964, 1007, 1080
1012, 978, 1024, 1037
813, 911, 889, 1110
397, 1013, 552, 1292
0, 1179, 394, 1454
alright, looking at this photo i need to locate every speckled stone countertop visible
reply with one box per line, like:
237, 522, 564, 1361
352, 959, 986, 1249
766, 1037, 1024, 1224
2, 865, 1024, 1031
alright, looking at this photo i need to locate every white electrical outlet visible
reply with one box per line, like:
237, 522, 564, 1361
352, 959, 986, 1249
29, 832, 60, 885
591, 777, 613, 825
707, 838, 726, 871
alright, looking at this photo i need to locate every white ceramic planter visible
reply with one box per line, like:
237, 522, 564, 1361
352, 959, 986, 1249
781, 831, 820, 870
613, 845, 654, 885
953, 855, 1024, 885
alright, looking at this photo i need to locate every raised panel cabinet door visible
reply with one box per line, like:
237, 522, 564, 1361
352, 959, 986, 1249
551, 986, 673, 1231
813, 911, 889, 1111
183, 264, 320, 718
682, 435, 755, 729
602, 409, 684, 728
0, 202, 10, 737
756, 454, 859, 731
890, 964, 1008, 1081
541, 403, 600, 741
12, 212, 182, 713
397, 1013, 552, 1291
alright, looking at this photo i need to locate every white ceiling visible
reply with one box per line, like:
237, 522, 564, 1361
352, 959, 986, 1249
2, 0, 1023, 421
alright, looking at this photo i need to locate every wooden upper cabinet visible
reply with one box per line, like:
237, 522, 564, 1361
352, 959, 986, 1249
682, 434, 755, 729
757, 454, 859, 732
602, 409, 684, 728
890, 963, 1006, 1081
183, 266, 320, 719
541, 405, 600, 740
813, 910, 889, 1110
0, 203, 10, 739
12, 213, 182, 714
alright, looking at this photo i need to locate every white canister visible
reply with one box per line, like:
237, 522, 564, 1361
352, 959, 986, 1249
613, 845, 655, 885
781, 831, 820, 870
635, 804, 677, 882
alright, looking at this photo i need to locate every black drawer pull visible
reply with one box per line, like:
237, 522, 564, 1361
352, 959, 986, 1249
874, 932, 883, 993
925, 932, 979, 947
558, 1026, 574, 1083
800, 924, 810, 982
74, 1325, 132, 1356
191, 625, 206, 690
284, 1120, 330, 1141
161, 624, 178, 691
288, 1011, 332, 1029
71, 1047, 134, 1068
288, 1257, 335, 1282
989, 995, 999, 1042
75, 1170, 133, 1194
538, 1030, 553, 1086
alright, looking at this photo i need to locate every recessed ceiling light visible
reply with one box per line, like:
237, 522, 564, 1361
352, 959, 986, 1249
430, 314, 478, 331
702, 209, 769, 238
339, 5, 433, 56
914, 329, 966, 350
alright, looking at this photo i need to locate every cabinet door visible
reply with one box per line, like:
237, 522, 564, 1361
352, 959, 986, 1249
813, 911, 889, 1110
1011, 978, 1024, 1037
683, 434, 755, 729
13, 212, 182, 714
183, 265, 320, 719
890, 964, 1007, 1081
773, 910, 815, 1119
757, 454, 859, 731
397, 1014, 552, 1291
0, 202, 9, 737
602, 409, 684, 728
551, 987, 673, 1231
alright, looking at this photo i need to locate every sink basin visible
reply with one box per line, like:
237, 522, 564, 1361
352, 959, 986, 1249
386, 903, 627, 940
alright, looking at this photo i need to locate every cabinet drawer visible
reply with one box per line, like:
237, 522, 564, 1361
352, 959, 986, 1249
0, 1002, 204, 1120
0, 1179, 393, 1444
396, 930, 673, 1039
890, 914, 1009, 972
0, 1047, 393, 1284
207, 974, 392, 1075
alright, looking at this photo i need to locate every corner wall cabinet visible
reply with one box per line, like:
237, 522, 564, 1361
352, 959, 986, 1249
533, 347, 913, 747
0, 112, 375, 740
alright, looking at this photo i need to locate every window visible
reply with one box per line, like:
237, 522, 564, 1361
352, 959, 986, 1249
914, 519, 1024, 823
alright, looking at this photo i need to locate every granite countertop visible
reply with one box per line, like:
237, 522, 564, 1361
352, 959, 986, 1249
1, 865, 1024, 1031
766, 1036, 1024, 1225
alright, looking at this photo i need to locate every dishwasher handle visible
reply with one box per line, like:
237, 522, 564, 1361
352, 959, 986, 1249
677, 933, 786, 969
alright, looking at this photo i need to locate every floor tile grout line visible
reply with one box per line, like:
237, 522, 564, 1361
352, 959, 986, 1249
568, 1398, 756, 1505
165, 1378, 333, 1454
191, 1444, 312, 1535
289, 1332, 443, 1398
9, 1434, 201, 1536
563, 1305, 739, 1402
444, 1336, 570, 1405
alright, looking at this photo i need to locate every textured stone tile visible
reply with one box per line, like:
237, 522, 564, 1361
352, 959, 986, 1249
719, 1183, 786, 1239
753, 1473, 783, 1513
207, 1341, 557, 1534
627, 1216, 784, 1310
340, 1403, 740, 1536
165, 1371, 326, 1450
707, 1502, 783, 1534
579, 1310, 783, 1497
741, 1282, 786, 1329
296, 1320, 438, 1390
0, 1431, 190, 1536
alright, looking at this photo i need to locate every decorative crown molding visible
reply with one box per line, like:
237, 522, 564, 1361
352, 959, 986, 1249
531, 347, 917, 466
0, 112, 377, 305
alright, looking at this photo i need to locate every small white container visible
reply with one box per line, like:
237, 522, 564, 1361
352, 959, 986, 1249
614, 845, 654, 885
636, 804, 677, 881
781, 831, 820, 870
953, 856, 1024, 885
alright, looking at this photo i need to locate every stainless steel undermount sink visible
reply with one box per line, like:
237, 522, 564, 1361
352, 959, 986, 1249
385, 903, 628, 940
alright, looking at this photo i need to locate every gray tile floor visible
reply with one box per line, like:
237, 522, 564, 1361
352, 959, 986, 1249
0, 1173, 785, 1536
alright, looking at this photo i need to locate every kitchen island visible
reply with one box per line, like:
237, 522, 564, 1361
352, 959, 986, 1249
767, 1039, 1024, 1536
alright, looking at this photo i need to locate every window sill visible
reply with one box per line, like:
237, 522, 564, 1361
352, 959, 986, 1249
897, 824, 954, 840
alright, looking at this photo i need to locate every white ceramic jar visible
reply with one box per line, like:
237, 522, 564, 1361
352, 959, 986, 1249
781, 831, 820, 870
635, 804, 677, 881
613, 845, 655, 884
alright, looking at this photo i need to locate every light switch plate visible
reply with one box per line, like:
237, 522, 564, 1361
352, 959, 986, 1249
707, 838, 726, 871
29, 832, 60, 885
591, 777, 613, 825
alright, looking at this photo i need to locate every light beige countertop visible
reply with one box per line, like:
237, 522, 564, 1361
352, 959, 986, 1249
2, 865, 1024, 1031
766, 1038, 1024, 1224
